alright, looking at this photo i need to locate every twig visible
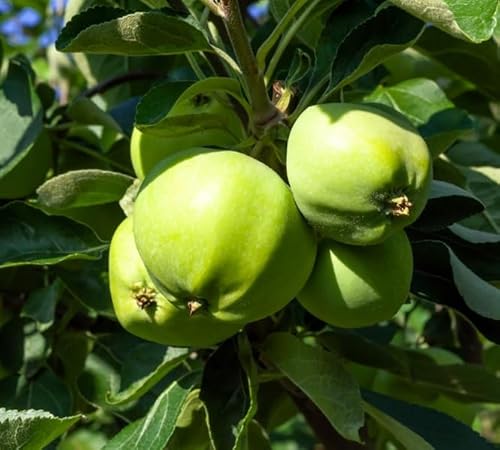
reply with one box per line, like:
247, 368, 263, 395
82, 71, 162, 98
216, 0, 280, 132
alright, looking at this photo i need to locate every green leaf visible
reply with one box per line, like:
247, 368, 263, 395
57, 257, 114, 316
412, 240, 500, 320
0, 408, 81, 450
106, 345, 189, 406
413, 180, 484, 231
366, 78, 454, 126
363, 390, 497, 450
78, 352, 121, 408
36, 170, 134, 209
419, 109, 473, 158
363, 401, 434, 450
417, 27, 500, 99
461, 168, 500, 233
166, 389, 212, 450
134, 80, 193, 128
319, 331, 500, 402
135, 77, 250, 132
200, 335, 258, 450
364, 78, 473, 156
446, 142, 500, 233
324, 4, 424, 99
21, 279, 64, 332
261, 332, 364, 442
0, 369, 73, 417
269, 0, 340, 49
56, 6, 210, 55
391, 0, 498, 43
103, 371, 201, 450
242, 420, 273, 450
410, 224, 500, 282
67, 97, 123, 132
0, 57, 43, 177
0, 202, 107, 268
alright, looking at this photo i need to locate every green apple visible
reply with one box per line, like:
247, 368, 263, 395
109, 216, 243, 347
133, 149, 317, 323
131, 93, 246, 179
0, 130, 52, 199
286, 103, 432, 245
297, 230, 412, 328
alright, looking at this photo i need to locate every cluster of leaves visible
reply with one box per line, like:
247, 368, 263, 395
0, 0, 500, 449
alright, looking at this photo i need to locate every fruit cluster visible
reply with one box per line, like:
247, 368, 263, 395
109, 102, 432, 347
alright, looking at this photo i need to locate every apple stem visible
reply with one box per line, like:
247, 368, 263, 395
205, 0, 282, 135
386, 194, 412, 217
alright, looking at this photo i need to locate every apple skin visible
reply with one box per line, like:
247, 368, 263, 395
297, 230, 412, 328
0, 130, 52, 199
131, 93, 246, 179
133, 149, 317, 323
108, 216, 243, 347
286, 103, 432, 245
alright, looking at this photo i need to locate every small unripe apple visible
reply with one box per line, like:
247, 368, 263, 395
286, 103, 432, 245
297, 230, 413, 328
109, 217, 243, 347
133, 149, 317, 323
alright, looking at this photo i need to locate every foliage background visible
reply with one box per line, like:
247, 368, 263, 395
1, 0, 500, 449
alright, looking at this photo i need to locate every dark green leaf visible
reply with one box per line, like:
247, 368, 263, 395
36, 170, 134, 209
363, 401, 433, 450
417, 27, 500, 99
57, 257, 114, 316
409, 224, 500, 282
413, 180, 484, 231
103, 371, 201, 450
135, 80, 194, 127
319, 331, 500, 402
363, 390, 497, 450
200, 335, 258, 450
412, 240, 500, 320
56, 7, 210, 56
419, 109, 473, 158
324, 5, 424, 98
261, 332, 364, 442
106, 345, 188, 406
21, 279, 64, 331
0, 202, 106, 268
0, 408, 81, 450
0, 57, 43, 178
0, 370, 73, 417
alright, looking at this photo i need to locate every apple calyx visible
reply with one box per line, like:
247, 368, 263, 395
187, 297, 206, 316
132, 283, 157, 309
385, 194, 413, 217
